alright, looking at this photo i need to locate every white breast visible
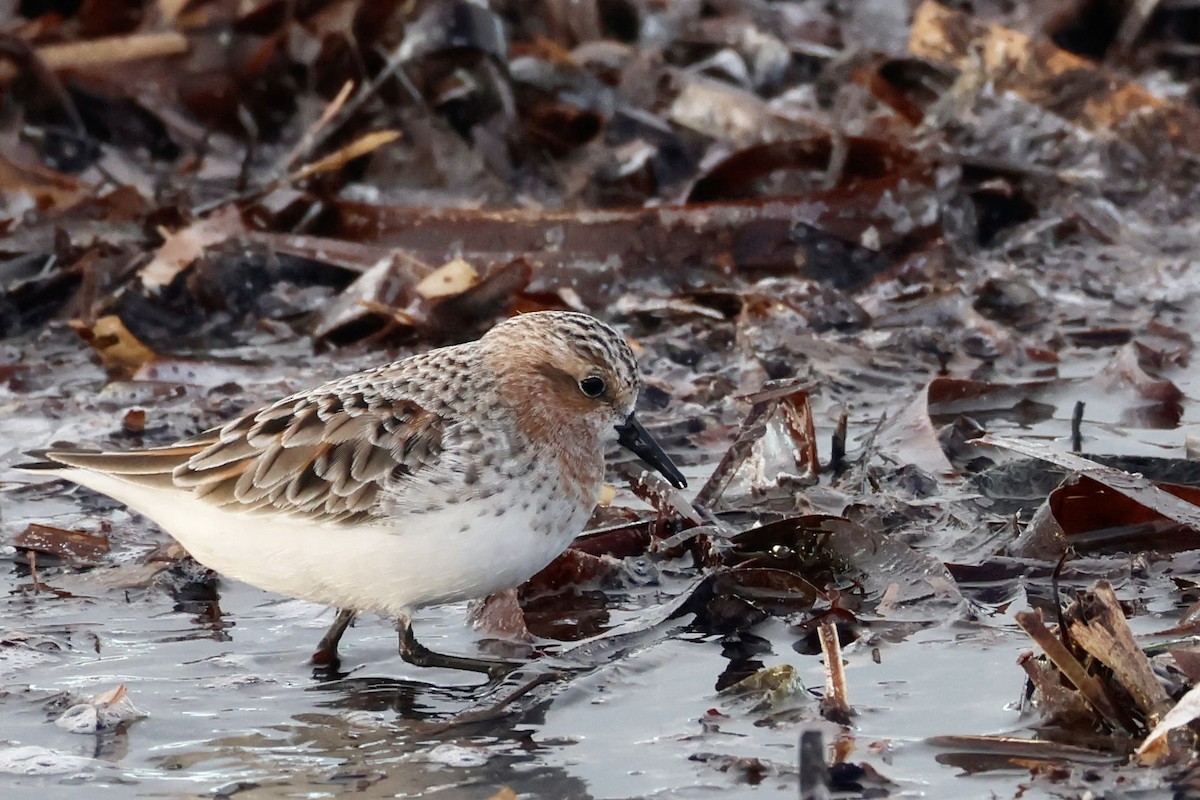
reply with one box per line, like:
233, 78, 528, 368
52, 468, 590, 616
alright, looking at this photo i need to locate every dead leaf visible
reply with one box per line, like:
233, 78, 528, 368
415, 258, 479, 299
69, 315, 158, 380
14, 524, 110, 565
980, 436, 1200, 557
140, 205, 246, 291
1137, 684, 1200, 765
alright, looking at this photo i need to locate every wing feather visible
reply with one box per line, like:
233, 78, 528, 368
38, 386, 447, 526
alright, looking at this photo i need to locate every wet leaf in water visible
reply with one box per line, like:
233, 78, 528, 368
717, 663, 803, 713
1136, 683, 1200, 765
982, 437, 1200, 557
469, 588, 531, 643
54, 683, 146, 733
875, 380, 957, 476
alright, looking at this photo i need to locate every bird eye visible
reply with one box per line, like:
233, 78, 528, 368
579, 376, 606, 398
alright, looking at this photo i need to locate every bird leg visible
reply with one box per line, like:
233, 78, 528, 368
311, 608, 356, 665
395, 614, 522, 679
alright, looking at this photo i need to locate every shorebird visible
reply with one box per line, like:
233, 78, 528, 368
20, 311, 686, 676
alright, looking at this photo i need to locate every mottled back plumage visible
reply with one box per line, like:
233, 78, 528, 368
27, 311, 645, 527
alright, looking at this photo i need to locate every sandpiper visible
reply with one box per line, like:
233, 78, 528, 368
20, 311, 686, 675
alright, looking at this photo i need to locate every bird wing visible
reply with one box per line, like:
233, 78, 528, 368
38, 387, 446, 526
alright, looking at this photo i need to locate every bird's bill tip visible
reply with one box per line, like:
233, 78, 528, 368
615, 413, 687, 489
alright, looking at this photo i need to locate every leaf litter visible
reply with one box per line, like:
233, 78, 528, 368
4, 1, 1200, 797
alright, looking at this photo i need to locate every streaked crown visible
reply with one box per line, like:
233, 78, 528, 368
482, 311, 642, 426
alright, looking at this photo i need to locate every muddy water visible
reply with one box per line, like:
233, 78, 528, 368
0, 328, 1191, 799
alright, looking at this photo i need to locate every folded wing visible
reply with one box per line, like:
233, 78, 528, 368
39, 388, 445, 526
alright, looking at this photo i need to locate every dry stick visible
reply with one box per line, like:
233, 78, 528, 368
818, 618, 852, 724
193, 127, 400, 214
193, 78, 396, 214
288, 130, 401, 182
829, 408, 848, 475
1071, 401, 1085, 453
194, 79, 348, 214
1014, 609, 1131, 732
278, 80, 355, 176
1068, 582, 1173, 724
297, 44, 416, 169
0, 32, 189, 82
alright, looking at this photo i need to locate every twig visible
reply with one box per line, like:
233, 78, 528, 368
1071, 400, 1084, 453
830, 407, 848, 475
0, 34, 85, 134
692, 400, 775, 508
29, 551, 46, 593
193, 128, 400, 214
818, 618, 852, 724
279, 80, 355, 176
298, 44, 415, 165
0, 32, 189, 82
1113, 0, 1164, 62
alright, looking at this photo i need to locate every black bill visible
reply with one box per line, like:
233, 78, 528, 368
615, 413, 687, 489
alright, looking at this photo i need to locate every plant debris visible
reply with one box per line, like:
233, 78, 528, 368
5, 0, 1200, 796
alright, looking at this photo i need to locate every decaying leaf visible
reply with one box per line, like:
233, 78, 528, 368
1137, 684, 1200, 765
140, 205, 246, 291
415, 257, 479, 299
14, 524, 110, 566
54, 684, 146, 733
718, 664, 803, 713
980, 436, 1200, 558
69, 315, 158, 379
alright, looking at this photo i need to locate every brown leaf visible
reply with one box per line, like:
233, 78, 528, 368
469, 588, 532, 643
983, 437, 1200, 557
140, 205, 246, 291
909, 1, 1200, 151
15, 523, 110, 565
69, 314, 158, 380
523, 548, 618, 596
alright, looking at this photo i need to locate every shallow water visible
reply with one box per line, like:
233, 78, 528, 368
0, 571, 1046, 799
0, 327, 1191, 799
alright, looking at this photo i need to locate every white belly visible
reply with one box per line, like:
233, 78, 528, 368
57, 469, 588, 615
